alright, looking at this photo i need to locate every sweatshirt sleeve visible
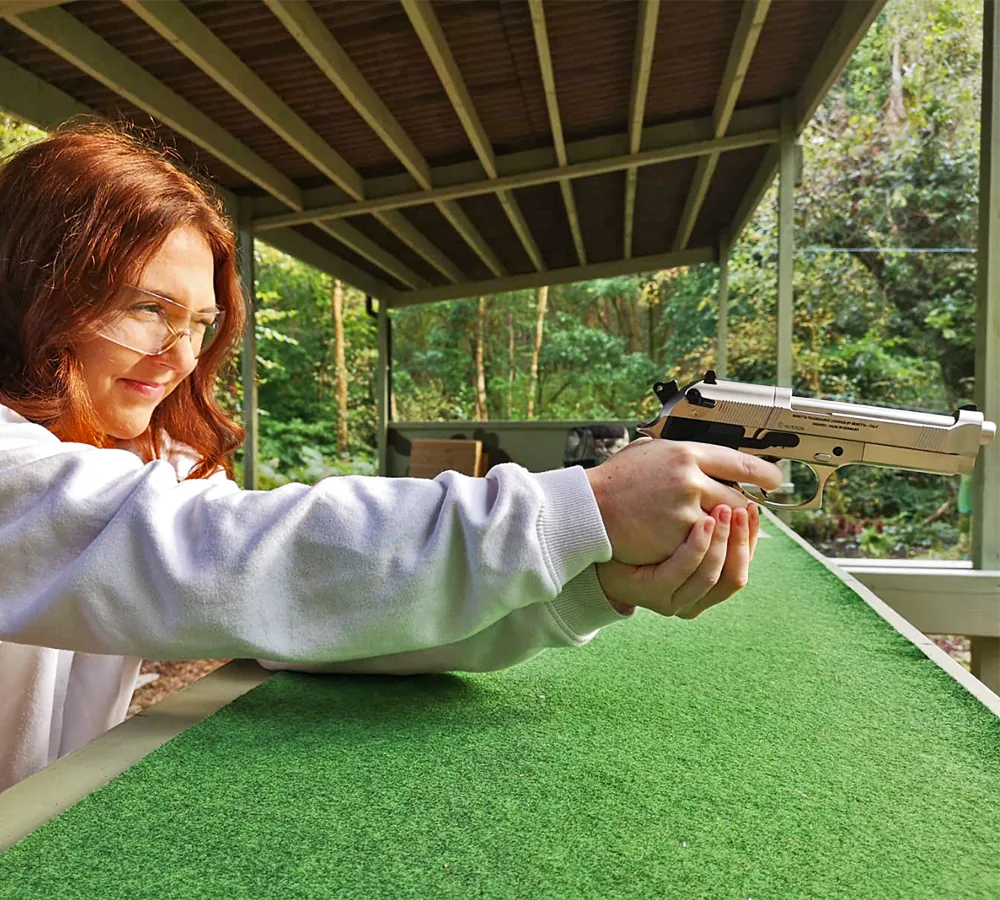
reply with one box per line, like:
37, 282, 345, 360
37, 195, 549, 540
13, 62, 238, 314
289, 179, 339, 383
257, 565, 633, 676
0, 415, 615, 664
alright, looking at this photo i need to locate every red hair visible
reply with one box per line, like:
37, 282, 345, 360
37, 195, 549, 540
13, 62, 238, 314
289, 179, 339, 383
0, 122, 245, 478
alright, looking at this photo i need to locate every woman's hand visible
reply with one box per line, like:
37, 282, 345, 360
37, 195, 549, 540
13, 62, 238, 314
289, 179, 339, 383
596, 502, 760, 619
586, 438, 780, 566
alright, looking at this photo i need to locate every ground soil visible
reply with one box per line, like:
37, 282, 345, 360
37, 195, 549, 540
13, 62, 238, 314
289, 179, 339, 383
126, 658, 230, 717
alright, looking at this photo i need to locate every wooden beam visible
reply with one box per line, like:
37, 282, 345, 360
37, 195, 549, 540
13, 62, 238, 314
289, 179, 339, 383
391, 247, 714, 308
8, 5, 303, 211
0, 53, 92, 127
122, 0, 362, 199
0, 49, 394, 301
122, 0, 460, 286
728, 0, 886, 245
263, 0, 501, 277
437, 200, 505, 277
250, 102, 783, 219
261, 0, 427, 191
314, 221, 426, 291
256, 127, 780, 231
0, 0, 67, 16
673, 0, 770, 252
624, 0, 659, 260
795, 0, 889, 132
528, 0, 585, 265
836, 565, 1000, 637
260, 227, 398, 302
402, 0, 544, 271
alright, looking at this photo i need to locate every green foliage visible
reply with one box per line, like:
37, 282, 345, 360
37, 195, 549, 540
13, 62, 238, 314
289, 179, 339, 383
1, 1, 987, 559
0, 116, 44, 159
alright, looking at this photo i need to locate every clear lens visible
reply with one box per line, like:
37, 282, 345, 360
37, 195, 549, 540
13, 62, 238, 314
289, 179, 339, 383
99, 287, 222, 357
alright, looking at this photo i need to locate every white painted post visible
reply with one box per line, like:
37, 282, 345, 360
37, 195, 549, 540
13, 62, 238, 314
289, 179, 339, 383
717, 230, 730, 379
237, 197, 258, 491
777, 101, 795, 390
775, 101, 796, 512
376, 298, 389, 476
972, 0, 1000, 693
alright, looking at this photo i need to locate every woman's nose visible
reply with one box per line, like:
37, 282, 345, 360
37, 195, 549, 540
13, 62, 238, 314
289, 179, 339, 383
157, 331, 198, 371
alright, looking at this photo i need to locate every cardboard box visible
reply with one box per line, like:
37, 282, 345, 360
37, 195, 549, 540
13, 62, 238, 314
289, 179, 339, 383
408, 439, 489, 478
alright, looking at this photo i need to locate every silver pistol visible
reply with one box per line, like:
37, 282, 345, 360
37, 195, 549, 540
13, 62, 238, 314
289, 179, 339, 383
637, 371, 997, 511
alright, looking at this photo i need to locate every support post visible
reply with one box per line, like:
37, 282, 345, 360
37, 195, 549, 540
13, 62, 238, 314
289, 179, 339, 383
972, 0, 1000, 693
775, 102, 796, 512
776, 101, 795, 390
376, 297, 390, 476
717, 231, 730, 379
237, 197, 258, 491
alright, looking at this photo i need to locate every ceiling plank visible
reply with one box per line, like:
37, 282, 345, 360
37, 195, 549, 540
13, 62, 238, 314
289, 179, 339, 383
261, 0, 429, 191
251, 102, 783, 220
263, 0, 502, 277
402, 0, 545, 271
623, 0, 660, 260
8, 5, 303, 211
123, 0, 362, 199
392, 247, 714, 308
122, 0, 458, 286
528, 0, 586, 265
256, 127, 779, 230
673, 0, 770, 252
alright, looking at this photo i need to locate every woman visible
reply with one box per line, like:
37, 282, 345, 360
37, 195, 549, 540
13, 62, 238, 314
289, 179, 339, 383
0, 125, 779, 792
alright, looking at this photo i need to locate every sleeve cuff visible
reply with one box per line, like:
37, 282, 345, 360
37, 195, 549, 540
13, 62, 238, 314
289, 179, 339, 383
532, 465, 613, 587
547, 564, 635, 641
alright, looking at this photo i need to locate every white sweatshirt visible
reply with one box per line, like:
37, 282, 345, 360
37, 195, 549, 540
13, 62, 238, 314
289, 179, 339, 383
0, 404, 624, 792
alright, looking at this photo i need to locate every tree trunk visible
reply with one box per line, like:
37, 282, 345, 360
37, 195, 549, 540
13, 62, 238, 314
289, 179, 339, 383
474, 295, 488, 421
331, 279, 348, 455
527, 285, 548, 418
886, 36, 906, 133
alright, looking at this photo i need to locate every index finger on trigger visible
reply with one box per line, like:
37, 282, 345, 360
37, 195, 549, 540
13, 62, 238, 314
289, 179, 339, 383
693, 444, 784, 492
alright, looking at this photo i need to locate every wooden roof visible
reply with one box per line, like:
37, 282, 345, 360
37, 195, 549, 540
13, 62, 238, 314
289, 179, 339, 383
0, 0, 886, 306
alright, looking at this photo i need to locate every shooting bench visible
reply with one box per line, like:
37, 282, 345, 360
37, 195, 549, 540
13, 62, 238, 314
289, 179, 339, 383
1, 514, 996, 899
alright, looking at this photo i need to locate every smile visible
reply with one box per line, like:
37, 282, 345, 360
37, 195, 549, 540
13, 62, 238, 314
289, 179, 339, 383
120, 379, 168, 400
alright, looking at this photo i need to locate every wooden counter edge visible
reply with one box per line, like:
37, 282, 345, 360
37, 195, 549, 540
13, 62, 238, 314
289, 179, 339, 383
0, 658, 272, 852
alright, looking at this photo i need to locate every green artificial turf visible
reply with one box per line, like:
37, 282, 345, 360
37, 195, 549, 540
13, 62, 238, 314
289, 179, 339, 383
1, 523, 999, 900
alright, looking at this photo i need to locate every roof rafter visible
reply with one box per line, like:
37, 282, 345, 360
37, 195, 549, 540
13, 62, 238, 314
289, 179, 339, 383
402, 0, 545, 272
0, 53, 393, 298
256, 127, 779, 231
527, 0, 586, 266
624, 0, 660, 260
392, 247, 714, 309
0, 52, 91, 127
252, 102, 783, 219
262, 0, 503, 278
9, 5, 303, 210
121, 0, 452, 287
673, 0, 770, 252
728, 0, 888, 244
10, 5, 423, 290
